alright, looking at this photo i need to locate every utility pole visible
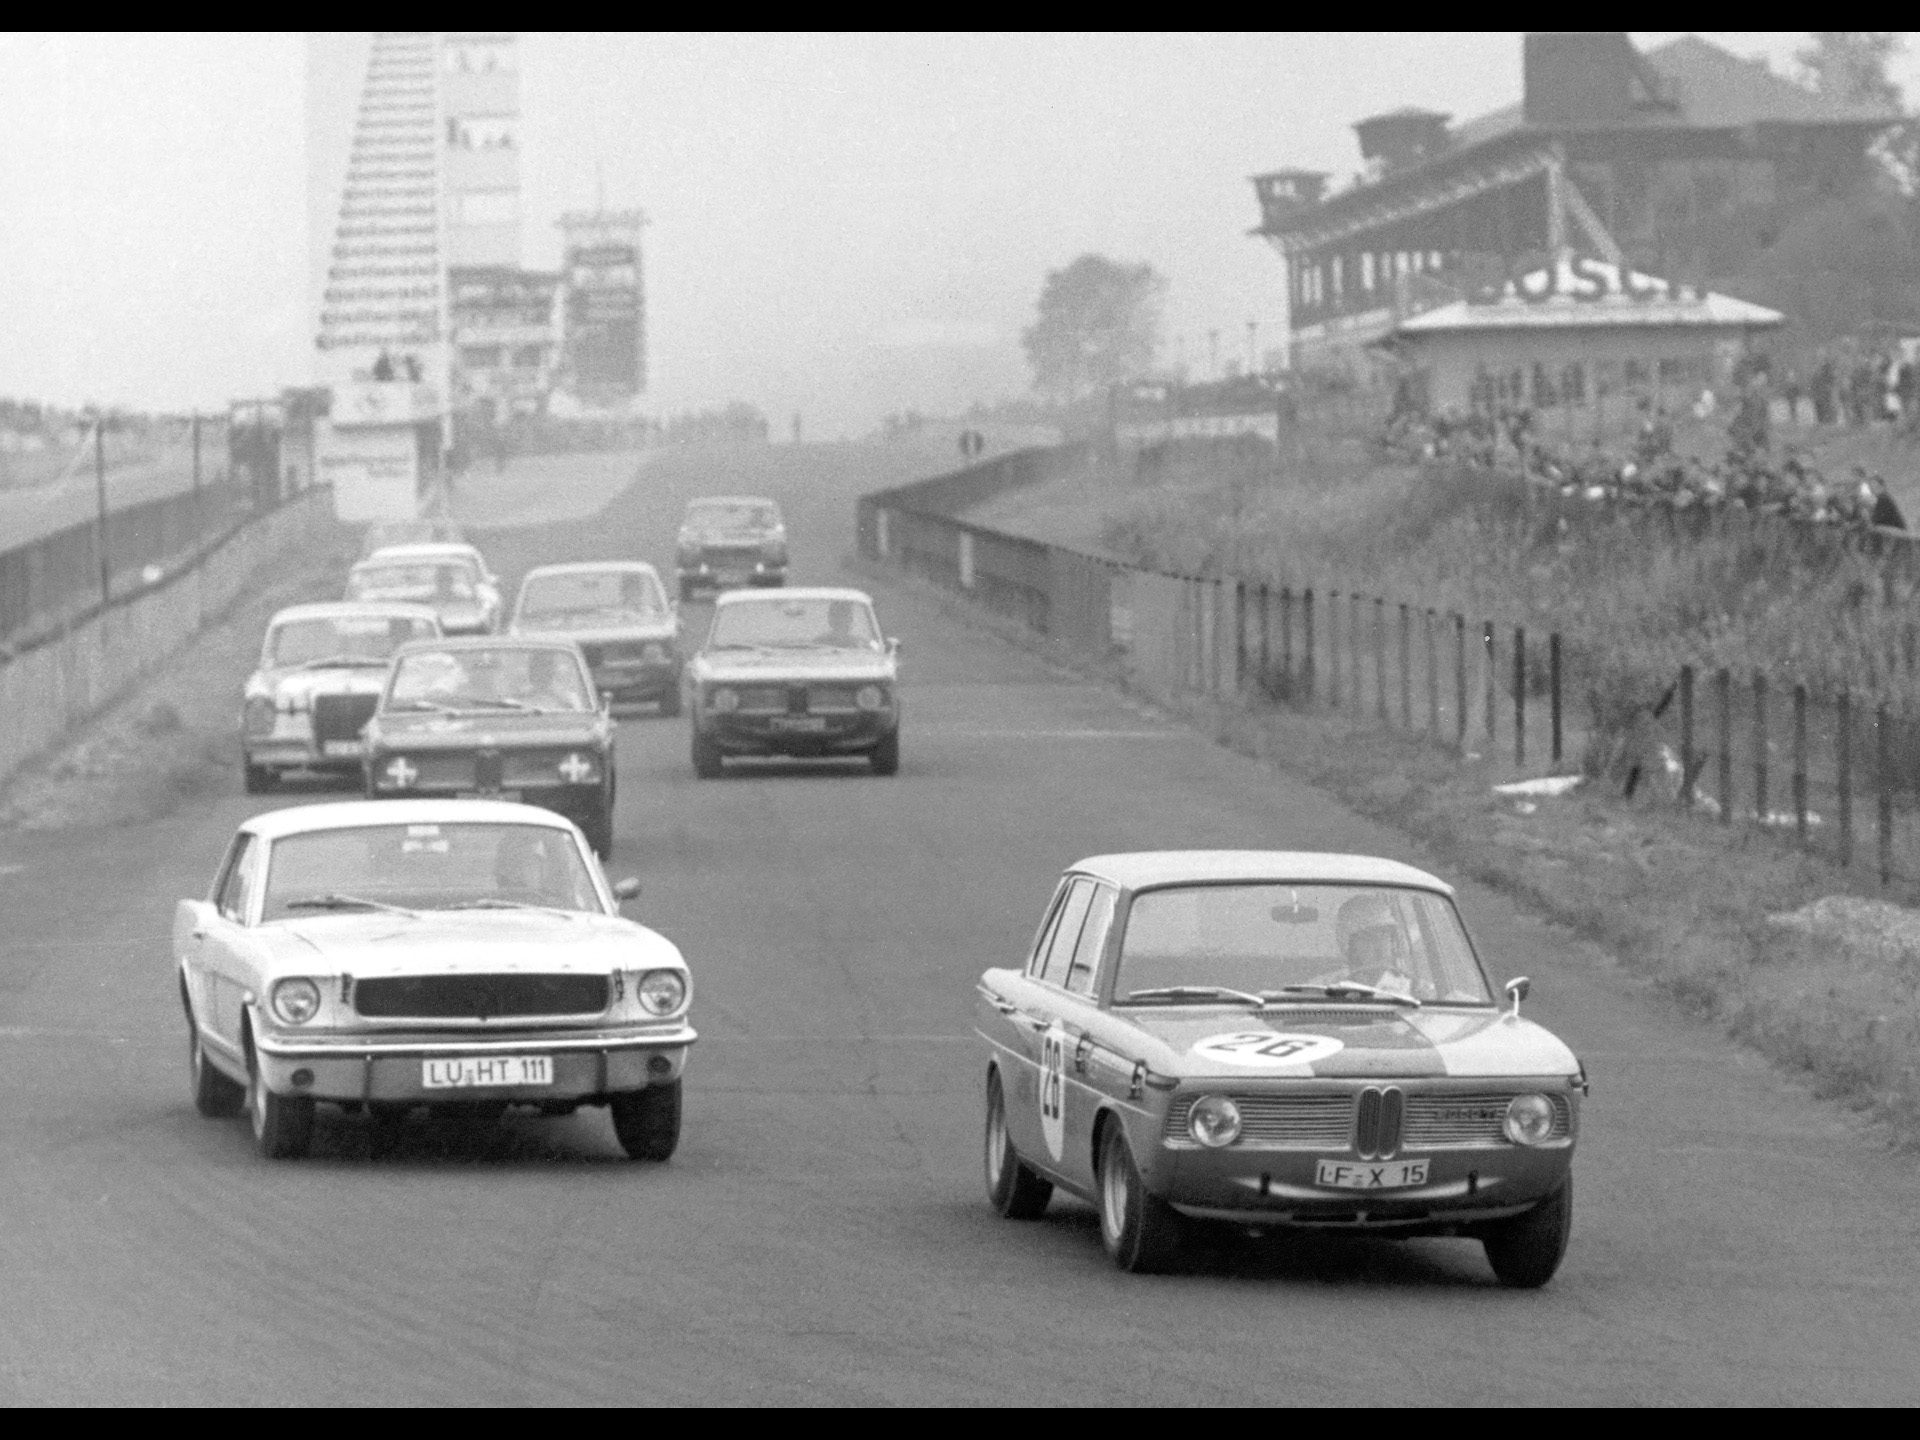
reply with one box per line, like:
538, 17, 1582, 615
94, 418, 110, 606
1247, 319, 1260, 375
191, 412, 202, 539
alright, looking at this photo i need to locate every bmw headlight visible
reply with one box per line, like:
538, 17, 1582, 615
243, 696, 275, 736
1188, 1094, 1243, 1148
270, 977, 322, 1026
635, 969, 687, 1017
855, 684, 888, 712
709, 687, 740, 713
1504, 1093, 1557, 1146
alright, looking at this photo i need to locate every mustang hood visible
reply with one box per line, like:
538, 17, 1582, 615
1121, 1007, 1578, 1081
258, 909, 681, 978
695, 649, 895, 684
372, 710, 600, 746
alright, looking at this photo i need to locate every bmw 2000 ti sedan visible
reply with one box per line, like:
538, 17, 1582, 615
176, 800, 694, 1161
362, 637, 618, 855
976, 852, 1585, 1284
240, 601, 441, 793
674, 495, 787, 599
685, 587, 900, 776
511, 561, 683, 715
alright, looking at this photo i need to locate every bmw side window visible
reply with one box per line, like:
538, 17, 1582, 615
1064, 884, 1117, 997
1025, 882, 1071, 978
215, 835, 255, 923
1037, 880, 1094, 989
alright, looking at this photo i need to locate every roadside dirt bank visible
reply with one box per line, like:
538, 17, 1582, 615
857, 555, 1920, 1151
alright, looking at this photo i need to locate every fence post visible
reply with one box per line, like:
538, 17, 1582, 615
1234, 581, 1247, 694
1328, 590, 1341, 709
1716, 667, 1732, 824
1257, 583, 1271, 690
1374, 597, 1387, 722
1426, 608, 1439, 735
1793, 683, 1809, 847
1399, 602, 1411, 730
1455, 613, 1468, 749
1514, 626, 1527, 768
1753, 672, 1768, 824
94, 420, 110, 606
1483, 621, 1497, 749
1280, 587, 1293, 688
1878, 700, 1893, 888
1838, 688, 1853, 868
1549, 633, 1563, 766
1302, 588, 1315, 701
1679, 666, 1695, 809
1351, 592, 1365, 715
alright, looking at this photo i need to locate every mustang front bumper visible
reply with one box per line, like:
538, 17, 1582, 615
253, 1022, 697, 1103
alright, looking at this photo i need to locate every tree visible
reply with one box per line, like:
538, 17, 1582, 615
1795, 32, 1904, 110
1021, 255, 1166, 401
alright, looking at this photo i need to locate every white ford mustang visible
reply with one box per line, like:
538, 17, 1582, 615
175, 799, 695, 1160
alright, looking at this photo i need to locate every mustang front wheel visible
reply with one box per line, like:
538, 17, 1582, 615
1481, 1176, 1572, 1288
610, 1080, 681, 1161
1097, 1122, 1184, 1273
985, 1071, 1052, 1219
247, 1048, 314, 1160
187, 1022, 244, 1118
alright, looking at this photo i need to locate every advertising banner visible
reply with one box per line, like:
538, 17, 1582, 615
564, 242, 644, 394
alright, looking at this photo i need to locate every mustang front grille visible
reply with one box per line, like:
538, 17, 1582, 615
313, 693, 379, 745
1166, 1089, 1571, 1151
354, 973, 610, 1020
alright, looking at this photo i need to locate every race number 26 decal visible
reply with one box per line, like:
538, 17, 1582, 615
1192, 1031, 1344, 1069
1039, 1023, 1068, 1160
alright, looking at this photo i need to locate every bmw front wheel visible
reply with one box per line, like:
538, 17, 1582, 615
985, 1070, 1052, 1219
1097, 1122, 1183, 1273
1481, 1177, 1572, 1288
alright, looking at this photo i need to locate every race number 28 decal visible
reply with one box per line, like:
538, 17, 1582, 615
1039, 1024, 1068, 1160
1192, 1031, 1344, 1070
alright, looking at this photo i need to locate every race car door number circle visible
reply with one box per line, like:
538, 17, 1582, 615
1039, 1022, 1068, 1161
1191, 1031, 1344, 1068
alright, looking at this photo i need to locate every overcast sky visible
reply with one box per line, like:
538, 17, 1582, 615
0, 32, 1907, 436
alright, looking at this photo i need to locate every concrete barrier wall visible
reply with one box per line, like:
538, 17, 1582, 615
0, 487, 332, 786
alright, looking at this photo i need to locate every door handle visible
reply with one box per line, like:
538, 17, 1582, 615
1017, 1013, 1048, 1033
987, 995, 1018, 1016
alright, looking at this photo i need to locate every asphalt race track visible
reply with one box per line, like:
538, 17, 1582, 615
3, 444, 1918, 1405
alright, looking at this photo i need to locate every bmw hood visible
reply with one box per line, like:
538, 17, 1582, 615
257, 909, 683, 979
1120, 1007, 1578, 1081
694, 649, 895, 684
369, 710, 602, 747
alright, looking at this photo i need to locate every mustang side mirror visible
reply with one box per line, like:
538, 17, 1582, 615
1505, 975, 1531, 1018
612, 877, 641, 904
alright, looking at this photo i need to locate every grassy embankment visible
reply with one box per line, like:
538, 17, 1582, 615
965, 431, 1920, 1146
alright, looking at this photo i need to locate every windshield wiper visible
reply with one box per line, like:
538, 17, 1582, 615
389, 699, 456, 713
432, 695, 534, 710
1264, 982, 1422, 1009
284, 893, 418, 917
441, 898, 578, 915
295, 654, 390, 670
1121, 985, 1267, 1007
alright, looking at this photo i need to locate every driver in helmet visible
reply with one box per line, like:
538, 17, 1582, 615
1334, 892, 1420, 998
493, 828, 556, 902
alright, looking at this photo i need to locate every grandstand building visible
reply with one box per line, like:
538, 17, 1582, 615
1251, 32, 1899, 372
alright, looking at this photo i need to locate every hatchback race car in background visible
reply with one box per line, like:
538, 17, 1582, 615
674, 495, 788, 599
685, 587, 901, 777
240, 602, 441, 793
362, 637, 619, 855
976, 851, 1584, 1285
175, 800, 693, 1161
346, 554, 500, 637
511, 561, 683, 715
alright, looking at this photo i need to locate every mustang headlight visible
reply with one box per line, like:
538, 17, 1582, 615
635, 969, 687, 1017
1188, 1094, 1243, 1148
243, 696, 275, 736
1504, 1093, 1557, 1146
855, 684, 888, 712
270, 977, 322, 1026
708, 687, 740, 713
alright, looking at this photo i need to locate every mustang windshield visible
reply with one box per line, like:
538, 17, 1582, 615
708, 597, 880, 651
1116, 883, 1493, 1005
517, 569, 668, 630
387, 646, 592, 712
267, 613, 435, 668
685, 500, 778, 532
262, 822, 601, 919
349, 562, 479, 604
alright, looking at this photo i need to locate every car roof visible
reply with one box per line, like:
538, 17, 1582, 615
684, 495, 778, 507
712, 586, 873, 607
363, 543, 483, 562
267, 600, 440, 625
1069, 851, 1453, 895
240, 799, 578, 841
519, 560, 662, 580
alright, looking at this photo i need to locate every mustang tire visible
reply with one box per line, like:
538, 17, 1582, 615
247, 1047, 314, 1160
1098, 1121, 1184, 1273
188, 1022, 245, 1119
691, 730, 725, 779
1481, 1176, 1572, 1289
610, 1080, 681, 1161
243, 763, 277, 796
984, 1071, 1052, 1219
869, 730, 900, 776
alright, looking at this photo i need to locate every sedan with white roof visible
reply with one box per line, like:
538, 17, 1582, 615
176, 800, 694, 1161
976, 851, 1584, 1283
